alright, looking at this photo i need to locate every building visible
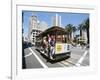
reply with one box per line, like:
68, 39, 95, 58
52, 14, 61, 27
39, 21, 48, 31
71, 32, 74, 41
28, 15, 48, 45
81, 30, 87, 43
78, 29, 87, 44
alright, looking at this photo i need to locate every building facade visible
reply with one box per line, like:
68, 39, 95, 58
52, 14, 61, 27
82, 30, 87, 43
28, 15, 48, 45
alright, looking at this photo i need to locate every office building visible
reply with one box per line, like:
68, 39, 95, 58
52, 14, 61, 27
28, 15, 48, 45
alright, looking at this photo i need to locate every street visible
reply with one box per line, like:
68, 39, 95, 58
23, 45, 89, 69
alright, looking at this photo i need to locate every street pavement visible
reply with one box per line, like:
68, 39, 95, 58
23, 45, 89, 69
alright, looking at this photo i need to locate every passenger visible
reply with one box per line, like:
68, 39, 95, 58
47, 34, 51, 58
43, 37, 48, 53
49, 35, 55, 59
47, 34, 51, 45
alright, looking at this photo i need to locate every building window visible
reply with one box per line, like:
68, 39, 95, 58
36, 33, 37, 36
33, 38, 35, 42
33, 33, 35, 37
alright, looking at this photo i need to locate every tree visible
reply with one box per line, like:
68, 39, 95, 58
78, 18, 89, 44
65, 24, 73, 40
72, 26, 77, 33
82, 18, 89, 44
65, 24, 77, 43
78, 23, 83, 37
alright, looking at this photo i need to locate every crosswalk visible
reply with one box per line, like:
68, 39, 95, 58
24, 47, 89, 68
24, 52, 32, 58
59, 50, 89, 67
29, 48, 48, 68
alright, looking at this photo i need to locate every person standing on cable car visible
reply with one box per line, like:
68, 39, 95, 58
49, 35, 55, 59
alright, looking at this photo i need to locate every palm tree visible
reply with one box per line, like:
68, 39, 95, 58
65, 24, 73, 42
71, 26, 77, 41
78, 23, 85, 45
82, 18, 89, 44
72, 26, 77, 33
78, 23, 83, 37
78, 18, 89, 44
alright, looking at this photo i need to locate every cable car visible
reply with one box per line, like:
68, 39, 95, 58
36, 26, 71, 61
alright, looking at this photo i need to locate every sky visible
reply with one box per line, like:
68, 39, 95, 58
22, 11, 89, 37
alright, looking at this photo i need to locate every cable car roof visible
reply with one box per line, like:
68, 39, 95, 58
37, 26, 67, 37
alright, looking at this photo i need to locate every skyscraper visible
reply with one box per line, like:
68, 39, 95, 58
29, 15, 40, 45
52, 14, 61, 27
28, 15, 48, 45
